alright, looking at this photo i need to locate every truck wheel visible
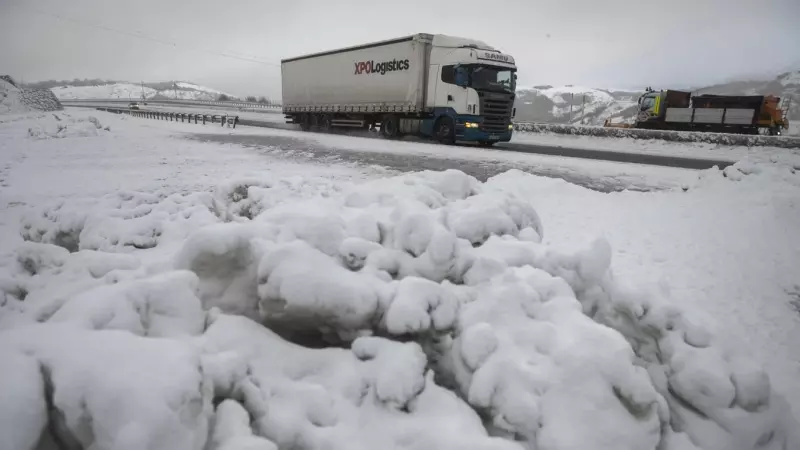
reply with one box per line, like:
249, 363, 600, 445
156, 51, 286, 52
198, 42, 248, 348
381, 115, 399, 138
435, 117, 455, 145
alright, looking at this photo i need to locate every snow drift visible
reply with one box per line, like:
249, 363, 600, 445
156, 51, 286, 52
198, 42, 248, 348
1, 167, 798, 450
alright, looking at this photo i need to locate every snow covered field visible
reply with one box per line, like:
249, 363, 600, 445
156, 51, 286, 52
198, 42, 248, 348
1, 109, 799, 450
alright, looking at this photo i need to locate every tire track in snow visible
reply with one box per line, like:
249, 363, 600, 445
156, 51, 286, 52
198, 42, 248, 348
187, 133, 669, 193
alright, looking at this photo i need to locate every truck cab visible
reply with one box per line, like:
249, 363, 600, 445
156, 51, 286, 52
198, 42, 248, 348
426, 36, 517, 144
635, 88, 692, 129
636, 89, 665, 124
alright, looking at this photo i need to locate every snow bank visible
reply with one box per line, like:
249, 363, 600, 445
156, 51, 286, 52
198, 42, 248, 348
2, 165, 797, 450
27, 114, 111, 139
20, 190, 218, 253
0, 324, 212, 450
200, 312, 520, 450
174, 168, 798, 448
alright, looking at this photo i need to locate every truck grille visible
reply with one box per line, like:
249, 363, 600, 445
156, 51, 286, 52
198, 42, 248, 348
478, 92, 514, 132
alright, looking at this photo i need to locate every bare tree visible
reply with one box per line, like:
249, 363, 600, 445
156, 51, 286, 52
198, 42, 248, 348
246, 95, 258, 102
217, 94, 231, 101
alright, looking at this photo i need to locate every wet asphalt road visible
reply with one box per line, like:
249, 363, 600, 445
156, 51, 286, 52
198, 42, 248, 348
235, 118, 735, 171
71, 105, 731, 192
189, 132, 680, 193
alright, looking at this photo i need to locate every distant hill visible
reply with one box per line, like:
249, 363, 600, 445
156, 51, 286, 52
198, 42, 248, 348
26, 79, 239, 102
514, 70, 800, 133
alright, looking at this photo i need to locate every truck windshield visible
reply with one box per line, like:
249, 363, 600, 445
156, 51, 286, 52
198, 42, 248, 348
639, 95, 656, 110
468, 65, 516, 93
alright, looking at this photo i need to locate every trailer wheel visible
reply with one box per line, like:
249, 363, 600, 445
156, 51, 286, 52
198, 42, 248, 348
381, 115, 400, 138
299, 114, 311, 131
320, 115, 332, 132
434, 117, 455, 145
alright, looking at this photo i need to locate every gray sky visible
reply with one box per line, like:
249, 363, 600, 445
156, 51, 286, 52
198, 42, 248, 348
2, 0, 799, 99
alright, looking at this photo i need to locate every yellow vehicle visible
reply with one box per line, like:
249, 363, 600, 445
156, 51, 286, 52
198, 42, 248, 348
630, 88, 789, 135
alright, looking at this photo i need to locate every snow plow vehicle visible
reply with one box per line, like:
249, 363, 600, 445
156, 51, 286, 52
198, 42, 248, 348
630, 88, 790, 135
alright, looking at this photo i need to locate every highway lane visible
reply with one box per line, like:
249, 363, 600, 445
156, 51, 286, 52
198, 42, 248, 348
234, 118, 736, 171
68, 104, 736, 171
186, 132, 680, 193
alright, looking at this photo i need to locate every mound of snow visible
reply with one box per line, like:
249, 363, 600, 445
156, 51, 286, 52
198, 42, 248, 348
20, 190, 218, 253
2, 166, 798, 450
201, 312, 521, 450
0, 324, 212, 450
26, 114, 111, 139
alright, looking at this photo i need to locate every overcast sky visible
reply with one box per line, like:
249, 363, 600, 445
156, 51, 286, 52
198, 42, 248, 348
2, 0, 799, 98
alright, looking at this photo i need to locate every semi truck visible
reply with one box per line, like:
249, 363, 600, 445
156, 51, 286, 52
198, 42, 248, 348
281, 33, 518, 145
632, 88, 790, 135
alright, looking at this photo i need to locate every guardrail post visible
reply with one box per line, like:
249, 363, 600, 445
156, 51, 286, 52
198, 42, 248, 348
194, 114, 198, 124
202, 115, 206, 125
232, 116, 238, 129
221, 115, 226, 127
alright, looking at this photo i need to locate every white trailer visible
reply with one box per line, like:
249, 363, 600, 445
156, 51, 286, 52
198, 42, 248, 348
281, 33, 518, 145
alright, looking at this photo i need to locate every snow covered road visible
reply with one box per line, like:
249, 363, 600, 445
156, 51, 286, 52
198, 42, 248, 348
67, 105, 781, 172
187, 131, 697, 193
2, 109, 799, 450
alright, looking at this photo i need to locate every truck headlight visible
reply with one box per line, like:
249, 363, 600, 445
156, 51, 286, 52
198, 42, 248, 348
465, 122, 479, 128
508, 124, 513, 130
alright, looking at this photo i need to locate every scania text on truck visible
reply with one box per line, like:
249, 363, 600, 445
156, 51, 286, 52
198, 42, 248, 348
632, 88, 790, 135
281, 33, 518, 145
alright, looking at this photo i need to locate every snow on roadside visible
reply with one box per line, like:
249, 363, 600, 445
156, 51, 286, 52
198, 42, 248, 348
512, 130, 800, 166
1, 110, 799, 450
487, 158, 800, 419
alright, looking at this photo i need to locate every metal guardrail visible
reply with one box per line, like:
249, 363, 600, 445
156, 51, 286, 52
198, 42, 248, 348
98, 107, 239, 128
61, 98, 281, 110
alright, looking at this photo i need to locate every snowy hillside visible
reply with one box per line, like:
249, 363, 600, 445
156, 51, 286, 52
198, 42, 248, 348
1, 77, 62, 114
51, 83, 158, 100
51, 81, 237, 101
516, 69, 800, 129
515, 85, 639, 126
